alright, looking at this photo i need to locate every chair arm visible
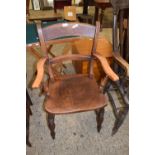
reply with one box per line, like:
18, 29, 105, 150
93, 53, 119, 81
113, 52, 129, 77
32, 57, 47, 88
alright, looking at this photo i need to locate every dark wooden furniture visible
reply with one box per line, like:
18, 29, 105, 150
79, 0, 111, 25
26, 89, 33, 147
92, 0, 129, 134
94, 0, 112, 29
80, 0, 94, 15
78, 0, 111, 25
76, 1, 129, 134
108, 0, 129, 134
77, 0, 94, 24
71, 36, 129, 135
26, 0, 30, 15
53, 0, 72, 13
111, 0, 129, 54
32, 22, 119, 139
118, 8, 129, 62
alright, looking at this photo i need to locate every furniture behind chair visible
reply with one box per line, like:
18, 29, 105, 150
54, 0, 72, 13
94, 0, 112, 29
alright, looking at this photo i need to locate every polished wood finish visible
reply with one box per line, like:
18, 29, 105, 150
72, 37, 113, 58
72, 37, 128, 79
32, 52, 119, 88
93, 53, 119, 81
34, 22, 102, 80
32, 57, 47, 88
44, 76, 106, 114
72, 37, 113, 81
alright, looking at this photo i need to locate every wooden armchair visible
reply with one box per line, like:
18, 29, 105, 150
32, 21, 119, 139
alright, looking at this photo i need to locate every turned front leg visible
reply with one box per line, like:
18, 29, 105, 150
26, 108, 32, 147
95, 107, 105, 132
47, 113, 55, 139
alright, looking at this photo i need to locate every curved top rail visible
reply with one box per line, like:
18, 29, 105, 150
42, 22, 96, 41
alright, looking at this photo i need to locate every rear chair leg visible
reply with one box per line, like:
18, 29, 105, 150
26, 108, 32, 147
95, 107, 105, 132
112, 106, 129, 136
107, 80, 129, 135
26, 90, 32, 147
47, 113, 55, 139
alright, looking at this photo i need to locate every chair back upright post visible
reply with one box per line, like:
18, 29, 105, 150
36, 22, 55, 82
36, 23, 48, 56
89, 21, 100, 78
36, 22, 100, 81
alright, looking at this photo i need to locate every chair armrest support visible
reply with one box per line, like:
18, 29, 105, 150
32, 57, 47, 88
113, 52, 129, 77
93, 53, 119, 81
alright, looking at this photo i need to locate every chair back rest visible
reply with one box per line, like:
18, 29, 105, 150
42, 23, 96, 41
36, 21, 100, 81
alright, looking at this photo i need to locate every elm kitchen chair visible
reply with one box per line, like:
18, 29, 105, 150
32, 21, 119, 139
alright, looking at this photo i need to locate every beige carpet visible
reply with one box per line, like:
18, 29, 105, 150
26, 28, 128, 155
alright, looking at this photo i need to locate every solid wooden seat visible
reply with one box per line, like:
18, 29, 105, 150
44, 76, 106, 114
